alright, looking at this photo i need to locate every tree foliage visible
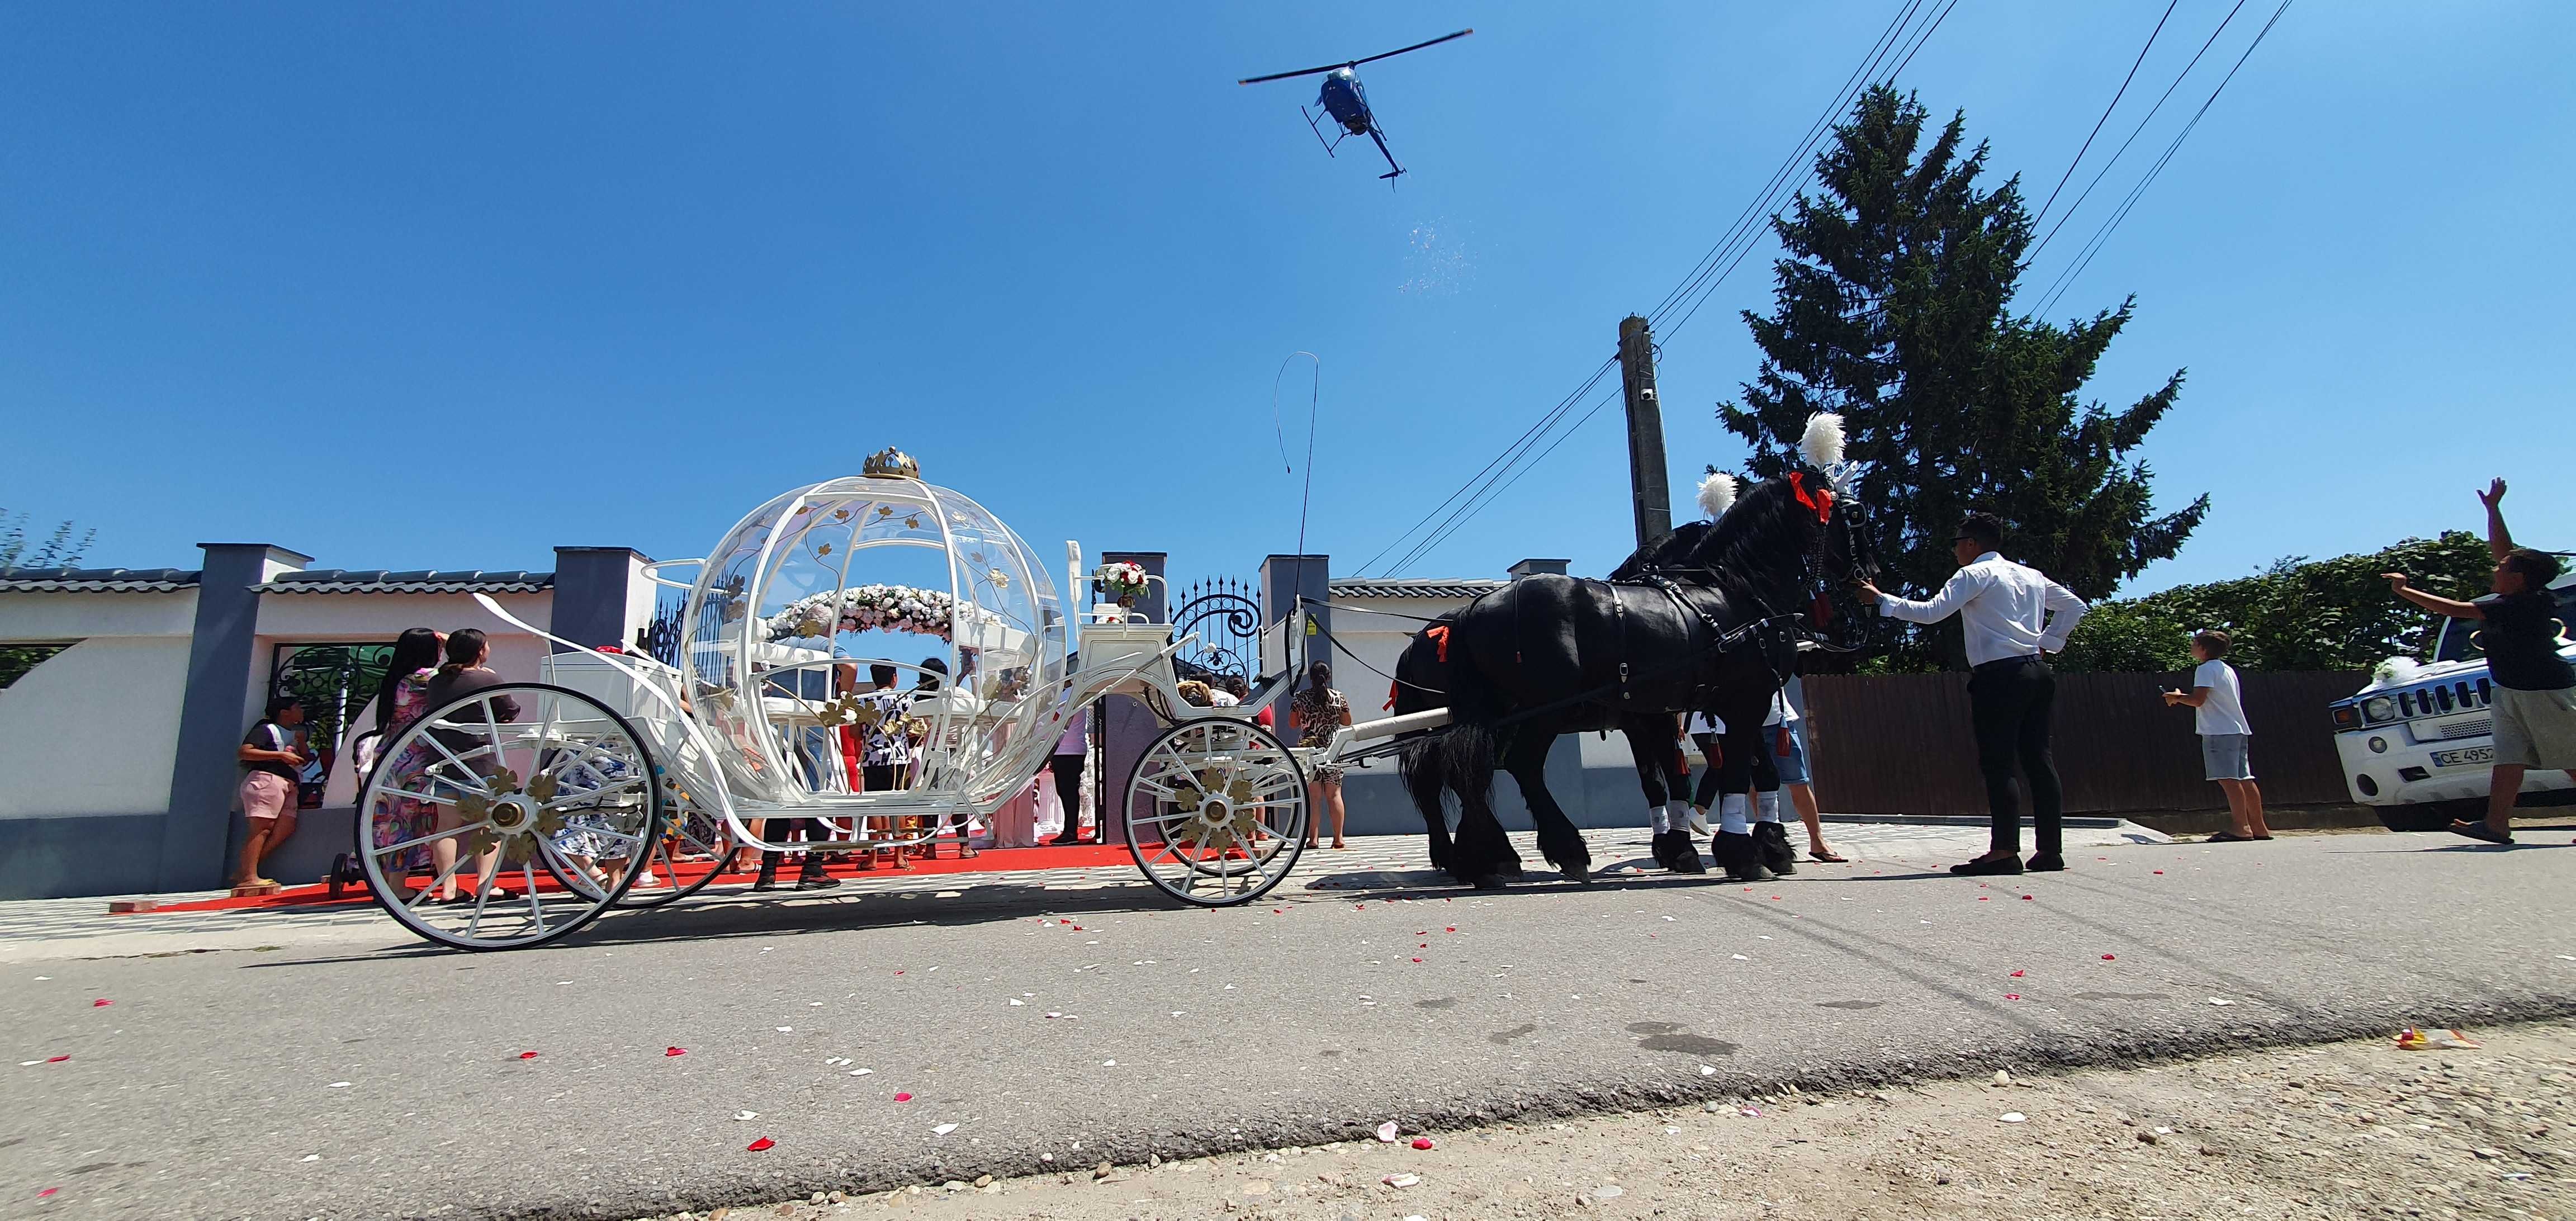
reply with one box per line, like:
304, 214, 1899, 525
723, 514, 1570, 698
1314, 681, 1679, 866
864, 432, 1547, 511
0, 508, 93, 571
0, 506, 95, 689
1717, 85, 2206, 670
2057, 531, 2494, 674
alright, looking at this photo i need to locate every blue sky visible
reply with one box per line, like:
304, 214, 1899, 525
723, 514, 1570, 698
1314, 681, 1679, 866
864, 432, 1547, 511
4, 2, 2568, 599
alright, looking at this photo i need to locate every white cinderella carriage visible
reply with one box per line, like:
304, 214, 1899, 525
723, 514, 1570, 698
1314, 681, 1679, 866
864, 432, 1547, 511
355, 449, 1323, 950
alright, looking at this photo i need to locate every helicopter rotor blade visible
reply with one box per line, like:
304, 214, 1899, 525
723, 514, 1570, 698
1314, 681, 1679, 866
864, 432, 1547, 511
1237, 61, 1353, 86
1347, 27, 1472, 69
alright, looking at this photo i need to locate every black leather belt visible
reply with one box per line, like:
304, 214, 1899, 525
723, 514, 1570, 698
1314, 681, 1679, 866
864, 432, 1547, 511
1972, 654, 2043, 673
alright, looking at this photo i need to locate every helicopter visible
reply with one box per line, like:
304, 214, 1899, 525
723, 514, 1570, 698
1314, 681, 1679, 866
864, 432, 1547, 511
1238, 29, 1472, 180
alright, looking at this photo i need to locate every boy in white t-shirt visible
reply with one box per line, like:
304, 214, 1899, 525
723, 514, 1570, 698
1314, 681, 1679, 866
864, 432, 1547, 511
2161, 629, 2271, 842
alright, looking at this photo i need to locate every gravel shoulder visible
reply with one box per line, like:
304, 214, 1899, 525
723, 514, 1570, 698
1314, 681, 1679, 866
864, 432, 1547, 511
714, 1020, 2576, 1221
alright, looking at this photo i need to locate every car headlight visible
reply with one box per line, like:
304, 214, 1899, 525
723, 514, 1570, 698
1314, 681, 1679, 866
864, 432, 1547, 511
2364, 695, 2397, 723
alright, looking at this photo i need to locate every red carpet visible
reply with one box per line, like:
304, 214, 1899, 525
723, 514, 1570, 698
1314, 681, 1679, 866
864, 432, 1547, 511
123, 842, 1139, 916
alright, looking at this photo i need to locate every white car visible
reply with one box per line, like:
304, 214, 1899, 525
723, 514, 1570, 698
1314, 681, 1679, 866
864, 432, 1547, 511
2329, 573, 2576, 830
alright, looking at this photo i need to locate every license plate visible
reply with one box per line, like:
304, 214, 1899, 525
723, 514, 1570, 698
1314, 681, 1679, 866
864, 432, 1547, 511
2432, 745, 2494, 768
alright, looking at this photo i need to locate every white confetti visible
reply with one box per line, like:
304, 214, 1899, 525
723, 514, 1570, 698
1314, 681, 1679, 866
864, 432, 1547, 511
1008, 999, 1025, 1006
735, 1111, 759, 1121
849, 1068, 874, 1076
1699, 1064, 1716, 1076
1377, 1121, 1400, 1143
1102, 1059, 1117, 1067
932, 1123, 958, 1136
2206, 997, 2235, 1007
1730, 954, 1749, 961
301, 1154, 320, 1162
19, 1061, 42, 1067
326, 1081, 351, 1089
776, 1026, 793, 1032
1999, 1112, 2027, 1123
1597, 1185, 1625, 1199
1384, 1173, 1420, 1188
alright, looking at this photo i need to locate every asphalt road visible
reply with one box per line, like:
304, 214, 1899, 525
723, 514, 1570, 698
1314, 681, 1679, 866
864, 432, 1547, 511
7, 833, 2575, 1220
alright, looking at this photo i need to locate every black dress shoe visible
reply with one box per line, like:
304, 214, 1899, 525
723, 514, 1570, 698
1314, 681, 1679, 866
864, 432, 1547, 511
2025, 853, 2066, 872
1949, 854, 2024, 876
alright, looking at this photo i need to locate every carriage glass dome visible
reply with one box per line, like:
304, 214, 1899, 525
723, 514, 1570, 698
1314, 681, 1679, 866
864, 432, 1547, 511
681, 470, 1067, 810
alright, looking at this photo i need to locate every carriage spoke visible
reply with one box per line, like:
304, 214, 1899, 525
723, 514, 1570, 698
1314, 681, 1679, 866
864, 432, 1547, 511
408, 849, 470, 911
522, 860, 547, 934
373, 819, 484, 859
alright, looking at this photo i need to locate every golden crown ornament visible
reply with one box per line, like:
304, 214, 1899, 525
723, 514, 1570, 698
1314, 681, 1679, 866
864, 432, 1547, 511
862, 447, 922, 480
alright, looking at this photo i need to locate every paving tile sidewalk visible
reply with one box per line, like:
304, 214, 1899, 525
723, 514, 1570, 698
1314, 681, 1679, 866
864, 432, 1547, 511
0, 819, 2168, 962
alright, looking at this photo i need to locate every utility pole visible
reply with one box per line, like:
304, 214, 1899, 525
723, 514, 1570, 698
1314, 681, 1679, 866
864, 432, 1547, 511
1617, 314, 1671, 547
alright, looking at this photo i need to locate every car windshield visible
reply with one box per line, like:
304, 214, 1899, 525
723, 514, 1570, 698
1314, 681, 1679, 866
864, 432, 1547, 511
2433, 583, 2576, 662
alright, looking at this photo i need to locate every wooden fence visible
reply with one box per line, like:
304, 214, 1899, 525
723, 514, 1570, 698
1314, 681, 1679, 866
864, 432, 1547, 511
1801, 670, 2369, 816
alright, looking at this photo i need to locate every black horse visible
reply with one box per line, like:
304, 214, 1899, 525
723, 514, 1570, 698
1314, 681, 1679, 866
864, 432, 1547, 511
1393, 462, 1875, 888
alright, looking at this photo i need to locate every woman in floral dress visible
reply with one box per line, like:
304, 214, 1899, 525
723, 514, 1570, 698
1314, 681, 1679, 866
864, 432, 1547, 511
366, 628, 444, 877
1289, 661, 1352, 849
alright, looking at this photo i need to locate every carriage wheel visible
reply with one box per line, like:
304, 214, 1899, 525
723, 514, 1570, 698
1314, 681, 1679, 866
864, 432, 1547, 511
1123, 718, 1308, 907
356, 683, 663, 950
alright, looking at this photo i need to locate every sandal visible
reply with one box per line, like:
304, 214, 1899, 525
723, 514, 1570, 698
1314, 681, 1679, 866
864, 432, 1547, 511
2205, 831, 2251, 843
2447, 821, 2514, 845
1806, 847, 1847, 863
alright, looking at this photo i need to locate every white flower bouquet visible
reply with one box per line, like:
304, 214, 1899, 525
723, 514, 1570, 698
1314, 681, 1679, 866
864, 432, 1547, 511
1095, 562, 1151, 607
766, 584, 957, 642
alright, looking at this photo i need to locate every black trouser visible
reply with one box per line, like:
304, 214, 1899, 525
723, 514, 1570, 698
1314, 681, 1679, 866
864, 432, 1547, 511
1969, 655, 2062, 855
759, 818, 834, 870
1049, 753, 1085, 841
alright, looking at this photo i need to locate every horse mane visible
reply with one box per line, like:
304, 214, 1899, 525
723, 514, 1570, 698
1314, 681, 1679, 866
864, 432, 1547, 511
1607, 520, 1710, 582
1660, 472, 1815, 610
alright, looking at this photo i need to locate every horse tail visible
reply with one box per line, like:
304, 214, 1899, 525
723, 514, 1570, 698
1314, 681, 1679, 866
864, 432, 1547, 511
1408, 627, 1499, 815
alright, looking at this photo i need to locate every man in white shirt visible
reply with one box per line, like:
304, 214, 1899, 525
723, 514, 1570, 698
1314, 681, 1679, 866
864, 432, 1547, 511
1856, 513, 2089, 876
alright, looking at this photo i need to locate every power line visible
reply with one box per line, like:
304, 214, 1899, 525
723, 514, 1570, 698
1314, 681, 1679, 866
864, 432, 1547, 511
1349, 357, 1616, 576
1360, 0, 1957, 577
1659, 0, 1961, 345
1642, 0, 1926, 326
2025, 0, 2250, 269
1384, 381, 1627, 575
2034, 0, 2293, 316
2031, 0, 2180, 229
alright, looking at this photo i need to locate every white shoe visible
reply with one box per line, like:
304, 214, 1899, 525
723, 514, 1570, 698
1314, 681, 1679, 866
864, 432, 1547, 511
1686, 808, 1712, 837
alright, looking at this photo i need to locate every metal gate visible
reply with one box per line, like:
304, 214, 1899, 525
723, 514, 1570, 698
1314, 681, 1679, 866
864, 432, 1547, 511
1168, 576, 1265, 691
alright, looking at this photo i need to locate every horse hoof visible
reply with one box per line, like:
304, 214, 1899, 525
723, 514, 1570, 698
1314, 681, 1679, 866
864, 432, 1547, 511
1497, 862, 1527, 879
1469, 874, 1511, 891
1561, 865, 1592, 884
1668, 853, 1707, 875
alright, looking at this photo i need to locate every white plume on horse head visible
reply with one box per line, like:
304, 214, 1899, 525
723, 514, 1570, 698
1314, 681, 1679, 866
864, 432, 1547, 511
1798, 413, 1846, 470
1695, 471, 1739, 520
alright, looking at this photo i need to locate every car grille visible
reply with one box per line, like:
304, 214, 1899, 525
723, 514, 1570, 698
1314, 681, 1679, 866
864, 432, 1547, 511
2398, 677, 2492, 720
2426, 716, 2492, 741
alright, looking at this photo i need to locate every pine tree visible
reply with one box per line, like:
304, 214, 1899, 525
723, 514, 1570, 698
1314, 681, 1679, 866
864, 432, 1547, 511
1717, 85, 2207, 670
